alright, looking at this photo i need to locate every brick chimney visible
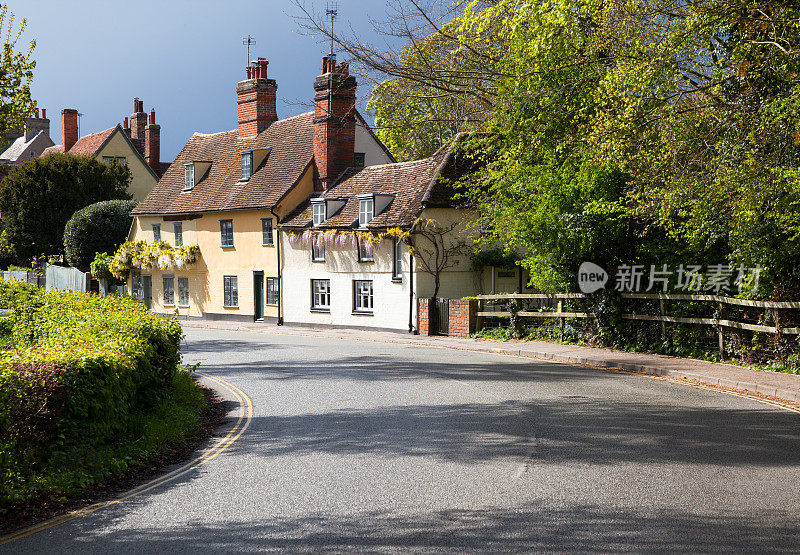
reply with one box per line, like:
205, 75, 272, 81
25, 108, 50, 142
236, 58, 277, 138
144, 109, 160, 173
130, 98, 147, 140
313, 56, 356, 191
61, 108, 79, 152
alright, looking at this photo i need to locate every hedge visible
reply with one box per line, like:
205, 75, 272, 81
63, 199, 138, 268
0, 281, 183, 503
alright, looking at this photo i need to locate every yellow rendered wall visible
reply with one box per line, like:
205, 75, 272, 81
96, 131, 157, 202
129, 210, 280, 319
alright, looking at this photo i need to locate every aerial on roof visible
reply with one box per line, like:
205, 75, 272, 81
133, 112, 316, 216
281, 134, 475, 230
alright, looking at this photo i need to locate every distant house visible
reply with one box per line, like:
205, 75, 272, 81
0, 109, 55, 166
42, 99, 169, 201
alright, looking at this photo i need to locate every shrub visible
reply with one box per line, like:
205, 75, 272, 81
63, 199, 138, 268
0, 282, 184, 503
90, 252, 123, 286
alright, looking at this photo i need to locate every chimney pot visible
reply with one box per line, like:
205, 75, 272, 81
124, 116, 129, 129
42, 108, 46, 119
246, 66, 252, 79
133, 97, 139, 112
149, 109, 156, 125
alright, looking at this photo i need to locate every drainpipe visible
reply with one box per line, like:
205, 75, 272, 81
269, 207, 284, 325
409, 250, 416, 334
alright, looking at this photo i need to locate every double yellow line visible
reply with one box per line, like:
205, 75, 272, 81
0, 372, 253, 546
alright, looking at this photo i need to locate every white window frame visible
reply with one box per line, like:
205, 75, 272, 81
241, 151, 253, 181
311, 279, 331, 310
359, 198, 374, 228
178, 276, 190, 307
357, 237, 374, 262
393, 237, 402, 280
184, 163, 195, 191
311, 236, 325, 262
262, 218, 274, 246
220, 219, 234, 248
266, 277, 279, 306
353, 280, 373, 313
152, 224, 161, 242
102, 155, 126, 165
163, 275, 175, 306
312, 201, 326, 227
174, 223, 183, 247
223, 276, 238, 308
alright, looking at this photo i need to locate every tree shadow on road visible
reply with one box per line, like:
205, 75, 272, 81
44, 502, 800, 553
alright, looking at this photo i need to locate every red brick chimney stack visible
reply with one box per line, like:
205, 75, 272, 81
144, 109, 160, 173
61, 108, 79, 152
130, 97, 147, 140
313, 56, 357, 191
237, 57, 278, 138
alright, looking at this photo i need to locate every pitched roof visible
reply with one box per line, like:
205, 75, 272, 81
133, 112, 316, 215
42, 127, 116, 157
0, 131, 54, 162
281, 135, 470, 230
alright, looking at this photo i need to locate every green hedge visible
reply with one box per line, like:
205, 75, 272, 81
0, 281, 184, 504
63, 199, 138, 268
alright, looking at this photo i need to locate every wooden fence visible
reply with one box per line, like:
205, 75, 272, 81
477, 292, 800, 356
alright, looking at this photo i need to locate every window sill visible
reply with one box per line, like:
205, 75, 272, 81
391, 277, 402, 283
312, 259, 326, 263
358, 259, 375, 263
310, 308, 330, 313
266, 303, 278, 307
238, 178, 251, 183
262, 244, 275, 247
164, 303, 175, 308
352, 311, 374, 316
178, 304, 189, 308
223, 305, 239, 309
221, 245, 235, 249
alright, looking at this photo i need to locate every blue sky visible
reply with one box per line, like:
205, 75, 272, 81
13, 0, 392, 160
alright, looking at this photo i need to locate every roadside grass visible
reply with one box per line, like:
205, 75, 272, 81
473, 324, 800, 374
1, 368, 208, 511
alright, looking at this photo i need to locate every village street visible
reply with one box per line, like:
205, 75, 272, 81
6, 327, 800, 552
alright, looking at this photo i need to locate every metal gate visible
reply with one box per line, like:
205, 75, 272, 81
431, 297, 449, 335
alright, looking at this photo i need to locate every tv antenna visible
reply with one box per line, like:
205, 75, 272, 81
77, 112, 84, 137
325, 2, 338, 57
242, 35, 256, 66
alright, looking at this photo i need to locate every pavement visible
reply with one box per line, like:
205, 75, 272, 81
184, 320, 800, 405
4, 326, 798, 552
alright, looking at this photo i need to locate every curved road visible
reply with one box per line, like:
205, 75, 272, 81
4, 327, 800, 552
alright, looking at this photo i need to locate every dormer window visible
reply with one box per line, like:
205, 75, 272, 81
240, 152, 253, 181
184, 163, 195, 191
359, 197, 374, 228
312, 200, 326, 227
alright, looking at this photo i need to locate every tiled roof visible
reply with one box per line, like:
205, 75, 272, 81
281, 136, 469, 230
42, 127, 116, 157
133, 112, 316, 215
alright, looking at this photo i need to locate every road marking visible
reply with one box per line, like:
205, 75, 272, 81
0, 372, 253, 546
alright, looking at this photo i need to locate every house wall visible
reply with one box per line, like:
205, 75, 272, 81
129, 210, 279, 320
97, 131, 157, 201
355, 124, 393, 166
281, 233, 415, 331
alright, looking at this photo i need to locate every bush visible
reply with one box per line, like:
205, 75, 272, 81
0, 281, 184, 505
63, 200, 138, 268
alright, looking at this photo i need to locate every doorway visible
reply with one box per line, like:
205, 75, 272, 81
254, 271, 264, 321
142, 275, 152, 309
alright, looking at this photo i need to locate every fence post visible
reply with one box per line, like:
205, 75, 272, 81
717, 301, 725, 359
557, 299, 564, 340
659, 299, 666, 340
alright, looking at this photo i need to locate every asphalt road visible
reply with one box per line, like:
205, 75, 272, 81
5, 327, 800, 553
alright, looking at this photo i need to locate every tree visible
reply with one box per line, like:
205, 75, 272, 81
0, 4, 36, 146
409, 217, 470, 298
63, 199, 138, 268
0, 154, 131, 263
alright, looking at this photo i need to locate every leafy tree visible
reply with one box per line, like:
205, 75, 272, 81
0, 154, 131, 263
0, 4, 36, 146
63, 199, 138, 268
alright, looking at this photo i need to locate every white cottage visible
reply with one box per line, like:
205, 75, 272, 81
279, 137, 483, 332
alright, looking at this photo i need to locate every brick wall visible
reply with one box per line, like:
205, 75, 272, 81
237, 79, 278, 138
448, 299, 477, 337
61, 109, 78, 152
417, 297, 433, 335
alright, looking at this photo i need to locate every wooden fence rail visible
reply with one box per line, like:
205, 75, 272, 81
476, 293, 800, 336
